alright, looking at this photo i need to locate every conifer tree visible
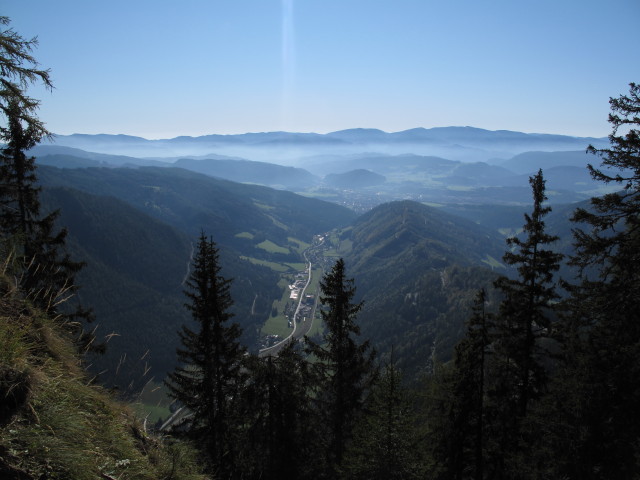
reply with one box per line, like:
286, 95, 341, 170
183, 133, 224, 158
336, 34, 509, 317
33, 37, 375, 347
0, 99, 85, 318
0, 16, 51, 139
240, 340, 320, 480
494, 170, 562, 414
342, 357, 423, 480
447, 288, 490, 480
0, 17, 92, 343
165, 232, 246, 478
554, 82, 640, 477
485, 170, 563, 477
305, 258, 376, 476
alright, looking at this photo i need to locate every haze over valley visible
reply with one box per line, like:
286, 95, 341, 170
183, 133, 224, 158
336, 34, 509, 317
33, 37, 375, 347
33, 127, 615, 214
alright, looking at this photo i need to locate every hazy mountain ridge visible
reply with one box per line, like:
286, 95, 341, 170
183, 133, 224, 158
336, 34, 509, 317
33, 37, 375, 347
173, 157, 320, 189
42, 127, 608, 162
499, 149, 595, 174
37, 166, 356, 251
29, 132, 614, 212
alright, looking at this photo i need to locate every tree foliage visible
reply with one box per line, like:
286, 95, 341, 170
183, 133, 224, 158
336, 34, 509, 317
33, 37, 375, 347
342, 357, 424, 480
165, 232, 246, 477
443, 288, 490, 480
0, 17, 92, 347
552, 82, 640, 478
239, 340, 320, 480
305, 258, 376, 475
0, 16, 51, 141
573, 82, 640, 273
491, 170, 563, 416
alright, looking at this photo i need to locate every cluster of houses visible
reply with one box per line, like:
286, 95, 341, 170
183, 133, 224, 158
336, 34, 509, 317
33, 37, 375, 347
260, 334, 281, 350
288, 272, 308, 300
286, 270, 316, 327
296, 294, 315, 324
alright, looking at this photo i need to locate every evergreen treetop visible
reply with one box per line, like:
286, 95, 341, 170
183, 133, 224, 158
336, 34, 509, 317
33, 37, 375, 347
574, 82, 640, 275
305, 257, 376, 475
165, 232, 246, 477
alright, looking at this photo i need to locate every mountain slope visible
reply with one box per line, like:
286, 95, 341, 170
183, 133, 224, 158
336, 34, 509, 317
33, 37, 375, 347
36, 168, 356, 389
500, 150, 593, 174
0, 274, 205, 479
37, 166, 357, 258
338, 201, 507, 378
173, 157, 320, 189
40, 186, 281, 391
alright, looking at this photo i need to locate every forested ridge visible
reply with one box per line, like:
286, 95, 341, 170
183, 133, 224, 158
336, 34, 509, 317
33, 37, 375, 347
1, 15, 640, 480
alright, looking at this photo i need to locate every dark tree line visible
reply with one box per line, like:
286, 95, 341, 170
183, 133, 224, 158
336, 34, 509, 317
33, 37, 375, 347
429, 83, 640, 479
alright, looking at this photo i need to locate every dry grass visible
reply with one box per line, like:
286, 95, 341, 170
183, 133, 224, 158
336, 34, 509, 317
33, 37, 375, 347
0, 268, 208, 480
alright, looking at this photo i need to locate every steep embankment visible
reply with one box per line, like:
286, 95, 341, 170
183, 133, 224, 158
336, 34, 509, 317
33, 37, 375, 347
0, 279, 205, 479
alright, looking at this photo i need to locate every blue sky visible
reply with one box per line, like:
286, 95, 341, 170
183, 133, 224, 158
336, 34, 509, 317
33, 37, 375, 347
4, 0, 640, 138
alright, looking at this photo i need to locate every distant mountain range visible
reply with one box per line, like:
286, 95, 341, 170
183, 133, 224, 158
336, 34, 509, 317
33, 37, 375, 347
39, 127, 608, 163
30, 141, 618, 212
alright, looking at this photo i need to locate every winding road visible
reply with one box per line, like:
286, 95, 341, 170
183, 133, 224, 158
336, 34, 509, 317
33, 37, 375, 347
258, 248, 317, 357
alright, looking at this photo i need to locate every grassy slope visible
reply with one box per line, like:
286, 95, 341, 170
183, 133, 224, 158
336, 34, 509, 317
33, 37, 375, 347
0, 276, 206, 480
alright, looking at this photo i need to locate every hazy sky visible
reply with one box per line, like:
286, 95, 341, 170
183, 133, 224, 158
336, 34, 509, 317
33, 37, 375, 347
4, 0, 640, 138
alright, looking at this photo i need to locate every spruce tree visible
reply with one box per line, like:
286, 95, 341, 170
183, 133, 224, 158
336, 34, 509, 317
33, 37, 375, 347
446, 288, 490, 480
305, 258, 376, 476
240, 340, 320, 480
555, 82, 640, 477
342, 357, 424, 480
0, 16, 51, 139
485, 170, 563, 478
0, 17, 92, 343
165, 232, 246, 478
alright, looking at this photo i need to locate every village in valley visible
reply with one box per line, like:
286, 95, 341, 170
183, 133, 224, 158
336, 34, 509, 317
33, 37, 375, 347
258, 233, 341, 355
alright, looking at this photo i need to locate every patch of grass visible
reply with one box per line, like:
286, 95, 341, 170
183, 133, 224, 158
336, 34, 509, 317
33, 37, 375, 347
261, 313, 293, 338
241, 256, 290, 272
482, 254, 505, 270
256, 239, 290, 255
253, 201, 274, 211
0, 316, 32, 365
266, 215, 290, 231
133, 402, 171, 424
336, 238, 353, 255
0, 281, 206, 479
288, 236, 311, 253
285, 262, 307, 271
306, 307, 325, 339
136, 379, 172, 408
